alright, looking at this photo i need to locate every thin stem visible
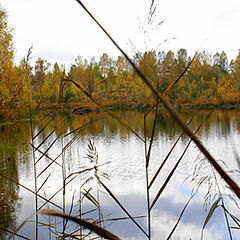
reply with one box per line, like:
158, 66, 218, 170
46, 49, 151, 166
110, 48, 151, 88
209, 163, 233, 240
144, 103, 158, 239
144, 116, 151, 240
222, 198, 233, 240
61, 90, 66, 235
26, 48, 38, 240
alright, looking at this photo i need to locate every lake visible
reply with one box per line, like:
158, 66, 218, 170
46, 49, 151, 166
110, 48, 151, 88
0, 109, 240, 240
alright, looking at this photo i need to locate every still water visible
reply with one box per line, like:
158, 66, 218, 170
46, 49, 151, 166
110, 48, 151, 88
0, 109, 240, 240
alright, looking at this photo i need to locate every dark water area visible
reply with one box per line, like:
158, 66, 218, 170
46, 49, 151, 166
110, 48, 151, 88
0, 109, 240, 239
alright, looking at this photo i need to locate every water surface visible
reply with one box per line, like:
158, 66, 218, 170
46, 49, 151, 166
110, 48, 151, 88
0, 109, 240, 239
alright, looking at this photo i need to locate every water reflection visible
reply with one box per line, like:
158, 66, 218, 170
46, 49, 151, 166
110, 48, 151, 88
28, 109, 240, 142
0, 109, 239, 239
0, 121, 30, 240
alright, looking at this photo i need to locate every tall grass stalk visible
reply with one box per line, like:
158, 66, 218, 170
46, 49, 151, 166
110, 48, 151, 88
148, 83, 220, 189
0, 227, 31, 240
61, 117, 66, 235
144, 101, 159, 239
166, 192, 196, 240
25, 46, 39, 240
98, 178, 149, 238
38, 209, 121, 240
150, 111, 213, 210
201, 155, 234, 240
73, 0, 240, 200
59, 72, 67, 236
65, 79, 144, 142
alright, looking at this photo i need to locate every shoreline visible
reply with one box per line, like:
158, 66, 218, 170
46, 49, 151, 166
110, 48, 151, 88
40, 102, 240, 114
1, 102, 239, 123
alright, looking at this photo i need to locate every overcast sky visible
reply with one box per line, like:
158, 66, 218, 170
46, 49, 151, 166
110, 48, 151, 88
1, 0, 240, 69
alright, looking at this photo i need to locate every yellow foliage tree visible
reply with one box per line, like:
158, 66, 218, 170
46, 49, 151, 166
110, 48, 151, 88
0, 7, 28, 118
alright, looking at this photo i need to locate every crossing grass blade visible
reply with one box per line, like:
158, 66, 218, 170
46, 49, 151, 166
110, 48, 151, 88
65, 79, 144, 142
166, 193, 196, 240
201, 197, 221, 240
74, 0, 240, 200
82, 188, 100, 208
38, 209, 121, 240
145, 101, 158, 169
36, 173, 52, 194
32, 118, 54, 140
37, 166, 95, 211
98, 179, 149, 238
0, 227, 32, 240
7, 212, 36, 240
0, 172, 62, 210
144, 52, 197, 117
149, 82, 223, 189
221, 205, 240, 228
150, 111, 213, 209
30, 143, 62, 167
95, 215, 146, 224
148, 109, 210, 189
63, 116, 106, 137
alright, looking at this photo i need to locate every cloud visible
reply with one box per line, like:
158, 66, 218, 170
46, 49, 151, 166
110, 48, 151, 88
2, 0, 240, 67
151, 211, 224, 240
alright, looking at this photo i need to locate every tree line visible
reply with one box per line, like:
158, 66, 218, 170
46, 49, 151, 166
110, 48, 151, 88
30, 50, 240, 106
0, 6, 240, 119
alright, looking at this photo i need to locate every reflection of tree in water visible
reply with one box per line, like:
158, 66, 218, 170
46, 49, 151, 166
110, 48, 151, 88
0, 157, 19, 240
36, 109, 240, 142
214, 110, 230, 137
0, 109, 239, 238
0, 122, 30, 239
198, 110, 239, 138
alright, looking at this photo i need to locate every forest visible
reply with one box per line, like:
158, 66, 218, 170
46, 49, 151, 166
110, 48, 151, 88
0, 6, 240, 119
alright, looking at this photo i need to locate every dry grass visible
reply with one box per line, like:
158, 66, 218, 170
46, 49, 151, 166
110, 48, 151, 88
0, 1, 239, 240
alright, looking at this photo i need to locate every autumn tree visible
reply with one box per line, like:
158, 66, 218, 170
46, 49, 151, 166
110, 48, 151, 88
221, 50, 240, 103
41, 62, 63, 103
213, 51, 228, 75
174, 49, 191, 104
113, 56, 132, 102
0, 6, 28, 118
139, 52, 158, 86
232, 50, 240, 86
68, 56, 94, 102
97, 53, 115, 101
33, 58, 51, 91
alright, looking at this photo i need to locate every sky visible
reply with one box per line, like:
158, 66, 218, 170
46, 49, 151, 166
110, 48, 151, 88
1, 0, 240, 69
